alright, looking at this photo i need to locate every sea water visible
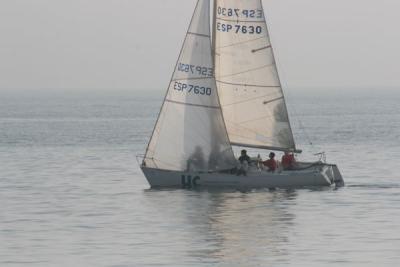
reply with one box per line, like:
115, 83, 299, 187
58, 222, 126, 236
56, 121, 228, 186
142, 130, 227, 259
0, 88, 399, 267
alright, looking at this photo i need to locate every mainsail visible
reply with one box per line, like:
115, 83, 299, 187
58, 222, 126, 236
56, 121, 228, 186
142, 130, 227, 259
144, 0, 236, 172
214, 0, 297, 152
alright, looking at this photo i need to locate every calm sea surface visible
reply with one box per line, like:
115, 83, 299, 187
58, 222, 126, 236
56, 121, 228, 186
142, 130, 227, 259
1, 89, 399, 266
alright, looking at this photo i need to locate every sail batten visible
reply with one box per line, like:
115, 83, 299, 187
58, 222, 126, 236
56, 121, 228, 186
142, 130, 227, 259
216, 80, 280, 88
188, 32, 211, 37
214, 0, 297, 152
217, 18, 265, 23
165, 99, 221, 109
252, 45, 272, 53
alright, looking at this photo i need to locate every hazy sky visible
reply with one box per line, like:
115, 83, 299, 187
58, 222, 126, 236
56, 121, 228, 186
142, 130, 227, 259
1, 0, 399, 90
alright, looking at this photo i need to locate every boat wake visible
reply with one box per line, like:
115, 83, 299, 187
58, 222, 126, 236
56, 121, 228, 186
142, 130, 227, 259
346, 183, 400, 189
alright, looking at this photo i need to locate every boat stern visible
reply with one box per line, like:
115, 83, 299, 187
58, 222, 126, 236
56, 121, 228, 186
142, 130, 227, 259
322, 164, 344, 187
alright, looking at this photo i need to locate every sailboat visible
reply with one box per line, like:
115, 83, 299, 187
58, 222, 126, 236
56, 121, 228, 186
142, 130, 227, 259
139, 0, 344, 188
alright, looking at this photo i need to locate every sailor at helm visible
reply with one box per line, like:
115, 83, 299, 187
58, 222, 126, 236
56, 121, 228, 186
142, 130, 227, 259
237, 149, 250, 175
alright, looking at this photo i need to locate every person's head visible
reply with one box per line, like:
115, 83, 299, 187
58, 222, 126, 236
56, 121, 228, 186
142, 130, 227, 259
284, 150, 290, 155
269, 152, 275, 159
241, 149, 247, 156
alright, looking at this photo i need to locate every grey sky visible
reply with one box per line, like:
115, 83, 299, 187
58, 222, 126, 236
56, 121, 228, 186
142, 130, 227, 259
0, 0, 399, 90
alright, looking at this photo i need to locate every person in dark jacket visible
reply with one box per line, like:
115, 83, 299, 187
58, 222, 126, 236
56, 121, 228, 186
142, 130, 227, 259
237, 149, 251, 175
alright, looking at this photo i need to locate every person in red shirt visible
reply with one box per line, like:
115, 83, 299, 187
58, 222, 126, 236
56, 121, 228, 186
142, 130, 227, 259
263, 152, 277, 172
281, 151, 296, 170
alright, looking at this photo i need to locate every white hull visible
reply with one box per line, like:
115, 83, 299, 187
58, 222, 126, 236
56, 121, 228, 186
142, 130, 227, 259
141, 163, 344, 189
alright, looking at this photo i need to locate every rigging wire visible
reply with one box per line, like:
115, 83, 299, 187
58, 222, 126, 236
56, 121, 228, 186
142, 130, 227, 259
283, 86, 318, 156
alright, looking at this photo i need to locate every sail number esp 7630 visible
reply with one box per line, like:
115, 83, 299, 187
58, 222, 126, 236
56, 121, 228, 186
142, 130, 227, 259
174, 82, 212, 96
216, 23, 262, 34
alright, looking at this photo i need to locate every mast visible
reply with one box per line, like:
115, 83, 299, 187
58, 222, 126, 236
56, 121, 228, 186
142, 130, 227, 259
210, 0, 235, 158
211, 0, 217, 69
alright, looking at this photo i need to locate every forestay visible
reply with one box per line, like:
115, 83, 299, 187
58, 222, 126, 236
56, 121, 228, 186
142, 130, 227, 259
144, 0, 236, 172
214, 0, 297, 151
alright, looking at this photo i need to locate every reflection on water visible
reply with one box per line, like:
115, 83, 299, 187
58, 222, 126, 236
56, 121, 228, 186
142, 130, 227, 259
199, 190, 297, 266
141, 189, 298, 266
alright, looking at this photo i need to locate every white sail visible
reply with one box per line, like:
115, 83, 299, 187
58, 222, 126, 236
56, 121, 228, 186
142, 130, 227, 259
144, 0, 236, 172
214, 0, 297, 151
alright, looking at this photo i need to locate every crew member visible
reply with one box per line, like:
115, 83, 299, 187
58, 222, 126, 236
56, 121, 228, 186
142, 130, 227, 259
237, 149, 250, 175
281, 151, 296, 170
263, 152, 277, 172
